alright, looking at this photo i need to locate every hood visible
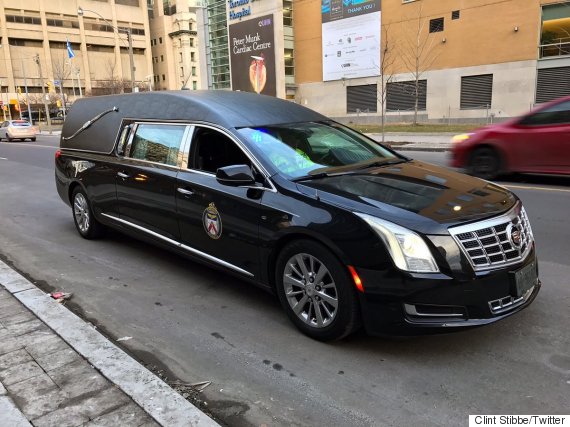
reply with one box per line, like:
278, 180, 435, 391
297, 160, 517, 235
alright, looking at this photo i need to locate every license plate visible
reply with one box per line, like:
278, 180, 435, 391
514, 262, 537, 298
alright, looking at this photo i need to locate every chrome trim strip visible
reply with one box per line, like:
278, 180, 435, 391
448, 203, 534, 272
182, 123, 278, 193
403, 303, 465, 318
448, 203, 520, 236
101, 213, 254, 277
488, 285, 535, 315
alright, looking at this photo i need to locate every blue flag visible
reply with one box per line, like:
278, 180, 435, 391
66, 39, 75, 59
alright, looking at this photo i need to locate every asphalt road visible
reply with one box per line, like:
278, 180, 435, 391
1, 137, 569, 426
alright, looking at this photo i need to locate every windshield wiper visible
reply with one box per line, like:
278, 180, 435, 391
292, 172, 332, 182
354, 158, 409, 170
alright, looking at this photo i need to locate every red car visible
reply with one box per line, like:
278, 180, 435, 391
450, 95, 570, 179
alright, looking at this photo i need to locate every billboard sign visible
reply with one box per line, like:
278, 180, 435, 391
321, 0, 381, 81
229, 14, 276, 96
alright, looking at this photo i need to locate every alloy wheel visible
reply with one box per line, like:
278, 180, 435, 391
283, 253, 338, 328
73, 193, 90, 234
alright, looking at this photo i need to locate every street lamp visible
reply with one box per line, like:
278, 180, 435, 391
77, 6, 136, 90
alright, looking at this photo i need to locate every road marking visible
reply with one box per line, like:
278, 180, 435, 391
0, 142, 58, 149
504, 184, 570, 193
0, 157, 6, 160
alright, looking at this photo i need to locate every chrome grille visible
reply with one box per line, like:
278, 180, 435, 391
449, 205, 534, 271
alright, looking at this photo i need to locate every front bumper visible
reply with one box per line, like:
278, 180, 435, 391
356, 248, 540, 336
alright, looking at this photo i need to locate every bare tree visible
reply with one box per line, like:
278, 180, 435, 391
375, 24, 397, 143
400, 3, 442, 125
98, 59, 128, 94
52, 53, 71, 105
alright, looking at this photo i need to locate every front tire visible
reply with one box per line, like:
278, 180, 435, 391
72, 187, 104, 239
31, 137, 36, 142
276, 239, 361, 341
468, 147, 501, 180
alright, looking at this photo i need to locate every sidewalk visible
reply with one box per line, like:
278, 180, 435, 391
366, 132, 454, 152
0, 261, 219, 427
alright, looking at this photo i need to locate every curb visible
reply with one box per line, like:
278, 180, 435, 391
0, 260, 219, 427
393, 146, 450, 152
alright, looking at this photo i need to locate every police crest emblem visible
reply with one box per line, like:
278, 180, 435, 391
203, 202, 222, 239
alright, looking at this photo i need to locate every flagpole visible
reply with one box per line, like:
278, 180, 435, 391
21, 59, 33, 125
70, 61, 77, 100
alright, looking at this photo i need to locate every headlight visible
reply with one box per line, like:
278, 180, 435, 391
451, 133, 473, 143
355, 213, 439, 273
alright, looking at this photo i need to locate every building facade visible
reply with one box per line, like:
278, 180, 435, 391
197, 0, 295, 98
0, 0, 152, 118
148, 0, 203, 91
294, 0, 570, 123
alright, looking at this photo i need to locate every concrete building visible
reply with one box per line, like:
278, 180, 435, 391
0, 0, 152, 119
148, 0, 203, 91
294, 0, 570, 123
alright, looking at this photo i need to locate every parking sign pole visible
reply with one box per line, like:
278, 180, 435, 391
34, 54, 52, 135
21, 60, 34, 125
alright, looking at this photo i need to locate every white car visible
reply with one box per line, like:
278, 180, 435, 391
0, 120, 37, 142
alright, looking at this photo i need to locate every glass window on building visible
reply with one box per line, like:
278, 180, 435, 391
283, 0, 293, 27
207, 0, 231, 89
191, 52, 195, 62
192, 66, 196, 76
284, 49, 294, 76
193, 81, 197, 90
116, 0, 140, 6
540, 2, 570, 58
164, 0, 177, 15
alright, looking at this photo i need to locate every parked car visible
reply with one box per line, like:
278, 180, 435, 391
55, 91, 540, 341
0, 120, 37, 142
450, 95, 570, 179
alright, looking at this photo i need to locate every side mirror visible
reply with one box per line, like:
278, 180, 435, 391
216, 164, 256, 186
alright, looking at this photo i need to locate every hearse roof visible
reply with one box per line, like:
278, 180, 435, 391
60, 91, 327, 153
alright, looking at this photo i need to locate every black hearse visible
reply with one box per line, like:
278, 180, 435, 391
55, 91, 540, 340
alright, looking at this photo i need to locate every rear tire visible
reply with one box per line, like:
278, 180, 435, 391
31, 137, 36, 142
275, 239, 361, 341
71, 187, 105, 239
468, 147, 501, 180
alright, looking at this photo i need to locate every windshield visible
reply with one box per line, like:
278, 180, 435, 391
238, 121, 399, 179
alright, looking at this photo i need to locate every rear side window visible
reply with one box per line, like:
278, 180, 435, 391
128, 124, 186, 166
520, 100, 570, 126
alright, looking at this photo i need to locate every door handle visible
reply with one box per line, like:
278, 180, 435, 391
177, 187, 194, 196
117, 171, 130, 179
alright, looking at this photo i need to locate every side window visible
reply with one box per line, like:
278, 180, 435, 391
128, 124, 186, 166
191, 127, 251, 173
520, 101, 570, 126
